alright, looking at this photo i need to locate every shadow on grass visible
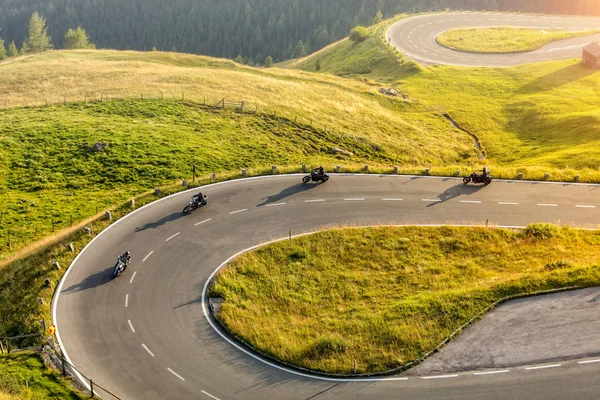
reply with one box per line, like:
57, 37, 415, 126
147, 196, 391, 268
517, 64, 599, 94
257, 183, 320, 206
426, 183, 486, 207
135, 211, 187, 232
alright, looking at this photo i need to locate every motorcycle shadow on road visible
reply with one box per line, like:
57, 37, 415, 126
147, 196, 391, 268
61, 266, 115, 294
426, 183, 486, 207
257, 183, 320, 207
135, 211, 187, 232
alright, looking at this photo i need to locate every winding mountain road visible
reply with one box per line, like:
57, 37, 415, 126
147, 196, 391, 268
387, 13, 600, 66
53, 175, 600, 400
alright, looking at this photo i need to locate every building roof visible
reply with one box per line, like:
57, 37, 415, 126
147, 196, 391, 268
583, 42, 600, 58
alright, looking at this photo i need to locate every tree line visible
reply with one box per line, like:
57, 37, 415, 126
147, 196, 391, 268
0, 0, 597, 64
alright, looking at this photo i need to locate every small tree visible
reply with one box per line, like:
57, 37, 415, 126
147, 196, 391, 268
0, 38, 6, 60
292, 40, 307, 58
25, 12, 52, 53
349, 26, 369, 43
7, 41, 18, 57
372, 10, 383, 25
264, 55, 273, 67
64, 26, 94, 49
315, 58, 321, 71
151, 46, 158, 52
234, 54, 244, 64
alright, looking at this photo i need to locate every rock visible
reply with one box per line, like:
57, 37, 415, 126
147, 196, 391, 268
37, 297, 45, 305
379, 87, 399, 97
328, 148, 354, 157
44, 278, 51, 287
91, 142, 107, 152
84, 226, 92, 235
67, 243, 75, 252
51, 262, 61, 270
105, 211, 112, 221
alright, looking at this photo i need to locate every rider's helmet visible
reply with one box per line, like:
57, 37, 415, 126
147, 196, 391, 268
125, 251, 130, 257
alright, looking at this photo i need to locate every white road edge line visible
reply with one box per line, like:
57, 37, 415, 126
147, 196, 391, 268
525, 364, 561, 370
229, 209, 248, 215
344, 198, 365, 201
305, 199, 325, 203
201, 390, 221, 400
576, 205, 596, 208
537, 204, 558, 207
474, 370, 509, 376
195, 218, 212, 226
129, 271, 137, 284
142, 251, 154, 262
128, 319, 135, 333
167, 368, 186, 381
141, 343, 155, 357
125, 294, 129, 308
266, 203, 286, 207
460, 200, 482, 204
165, 232, 180, 242
421, 374, 459, 380
578, 359, 600, 364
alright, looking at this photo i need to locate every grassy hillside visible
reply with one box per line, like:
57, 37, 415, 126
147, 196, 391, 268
211, 225, 600, 374
294, 21, 600, 172
436, 28, 598, 53
0, 352, 85, 399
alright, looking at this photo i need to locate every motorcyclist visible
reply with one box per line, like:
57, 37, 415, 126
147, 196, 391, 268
118, 251, 131, 271
313, 166, 325, 177
480, 167, 488, 178
192, 191, 206, 206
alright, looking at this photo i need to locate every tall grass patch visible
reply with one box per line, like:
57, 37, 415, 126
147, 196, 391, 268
211, 225, 600, 374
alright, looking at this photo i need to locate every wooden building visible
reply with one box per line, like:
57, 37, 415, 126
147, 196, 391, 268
583, 43, 600, 69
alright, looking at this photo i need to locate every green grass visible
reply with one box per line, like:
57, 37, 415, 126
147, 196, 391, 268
294, 22, 600, 174
0, 99, 480, 261
0, 351, 85, 399
210, 225, 600, 375
436, 28, 598, 54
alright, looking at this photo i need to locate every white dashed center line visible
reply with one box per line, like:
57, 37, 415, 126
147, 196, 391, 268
422, 199, 442, 202
195, 218, 212, 226
305, 199, 325, 203
576, 205, 596, 209
344, 198, 365, 201
201, 390, 221, 400
142, 251, 154, 262
537, 204, 558, 207
422, 374, 458, 380
474, 370, 509, 376
498, 202, 519, 205
229, 209, 248, 215
128, 319, 136, 333
141, 343, 155, 357
526, 364, 561, 370
382, 198, 404, 201
578, 359, 600, 364
167, 368, 186, 381
266, 203, 286, 207
129, 271, 137, 284
460, 200, 482, 204
125, 294, 129, 308
166, 232, 180, 242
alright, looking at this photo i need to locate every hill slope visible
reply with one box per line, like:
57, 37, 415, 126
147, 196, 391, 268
293, 21, 600, 172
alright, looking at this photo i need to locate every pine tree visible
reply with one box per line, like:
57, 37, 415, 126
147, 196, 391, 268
234, 54, 244, 64
0, 38, 6, 60
7, 41, 18, 57
315, 58, 321, 71
292, 40, 307, 59
64, 26, 94, 49
372, 10, 383, 25
25, 12, 52, 53
152, 46, 158, 52
264, 55, 273, 67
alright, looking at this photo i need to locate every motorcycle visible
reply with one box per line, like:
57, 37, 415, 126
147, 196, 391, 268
113, 259, 128, 278
463, 172, 492, 186
183, 195, 207, 214
302, 172, 329, 184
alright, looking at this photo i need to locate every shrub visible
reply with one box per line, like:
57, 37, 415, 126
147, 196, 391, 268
544, 260, 573, 271
302, 336, 348, 360
522, 224, 560, 240
349, 26, 369, 43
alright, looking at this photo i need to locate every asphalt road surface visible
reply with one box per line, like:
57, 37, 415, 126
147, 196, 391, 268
54, 175, 600, 400
387, 13, 600, 66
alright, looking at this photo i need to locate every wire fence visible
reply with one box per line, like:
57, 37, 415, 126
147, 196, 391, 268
1, 332, 121, 399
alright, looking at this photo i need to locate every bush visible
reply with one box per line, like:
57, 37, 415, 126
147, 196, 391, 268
349, 26, 369, 43
522, 224, 560, 240
544, 260, 573, 271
